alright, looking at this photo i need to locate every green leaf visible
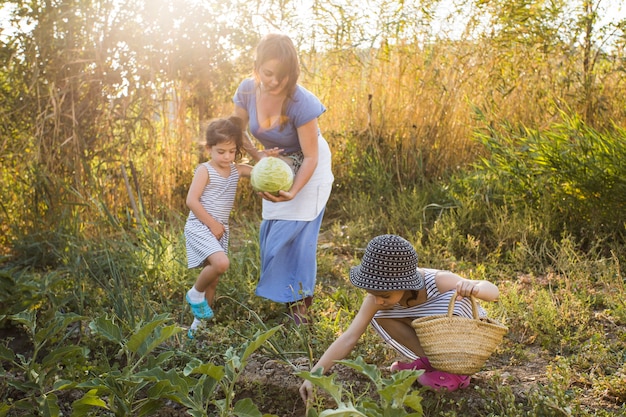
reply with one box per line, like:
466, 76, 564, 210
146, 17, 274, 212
192, 373, 221, 407
183, 358, 225, 381
135, 398, 164, 417
8, 379, 39, 393
89, 316, 123, 344
52, 379, 75, 390
136, 367, 190, 395
403, 391, 424, 414
126, 316, 171, 354
71, 389, 109, 417
34, 312, 86, 345
319, 403, 366, 417
146, 350, 175, 368
334, 357, 380, 384
76, 378, 113, 394
41, 345, 88, 369
0, 345, 16, 362
378, 372, 420, 407
296, 368, 344, 405
39, 393, 60, 417
355, 400, 380, 416
306, 406, 319, 417
135, 324, 182, 358
233, 397, 263, 417
9, 311, 36, 333
240, 326, 281, 362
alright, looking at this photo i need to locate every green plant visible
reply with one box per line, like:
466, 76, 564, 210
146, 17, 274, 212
298, 356, 423, 417
178, 326, 282, 417
0, 310, 88, 417
471, 114, 626, 246
75, 314, 183, 416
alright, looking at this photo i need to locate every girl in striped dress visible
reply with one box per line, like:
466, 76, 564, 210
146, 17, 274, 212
299, 235, 501, 401
184, 116, 252, 338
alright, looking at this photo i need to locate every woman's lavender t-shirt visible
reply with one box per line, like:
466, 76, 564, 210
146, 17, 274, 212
233, 78, 326, 154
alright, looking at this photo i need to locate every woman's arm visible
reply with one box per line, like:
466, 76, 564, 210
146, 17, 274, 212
263, 118, 318, 202
236, 163, 253, 178
299, 294, 379, 402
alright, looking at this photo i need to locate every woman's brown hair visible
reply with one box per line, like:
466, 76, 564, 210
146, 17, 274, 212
254, 34, 300, 130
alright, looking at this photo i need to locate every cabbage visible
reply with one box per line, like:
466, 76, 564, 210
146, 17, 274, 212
250, 157, 294, 195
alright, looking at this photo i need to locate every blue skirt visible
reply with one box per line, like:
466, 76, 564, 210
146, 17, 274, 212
255, 208, 326, 303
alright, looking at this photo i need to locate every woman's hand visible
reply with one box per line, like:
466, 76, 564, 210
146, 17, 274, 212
299, 380, 313, 403
260, 147, 284, 158
259, 189, 294, 202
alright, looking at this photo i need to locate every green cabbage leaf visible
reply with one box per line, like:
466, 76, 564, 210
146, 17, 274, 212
250, 157, 294, 195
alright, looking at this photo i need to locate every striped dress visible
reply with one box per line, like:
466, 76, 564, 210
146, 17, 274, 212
370, 268, 487, 360
184, 162, 239, 269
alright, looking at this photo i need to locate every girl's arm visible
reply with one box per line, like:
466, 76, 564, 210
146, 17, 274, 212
233, 106, 271, 162
299, 294, 380, 402
185, 166, 225, 239
262, 118, 318, 202
434, 271, 500, 301
236, 163, 253, 178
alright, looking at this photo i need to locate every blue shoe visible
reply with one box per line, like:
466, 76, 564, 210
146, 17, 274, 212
187, 328, 195, 339
186, 294, 214, 320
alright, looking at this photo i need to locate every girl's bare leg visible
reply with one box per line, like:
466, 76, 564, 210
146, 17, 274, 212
375, 317, 426, 357
193, 251, 229, 307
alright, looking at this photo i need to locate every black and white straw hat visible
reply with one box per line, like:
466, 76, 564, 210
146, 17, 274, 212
349, 234, 425, 292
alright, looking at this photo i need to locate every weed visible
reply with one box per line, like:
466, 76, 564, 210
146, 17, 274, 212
299, 356, 423, 416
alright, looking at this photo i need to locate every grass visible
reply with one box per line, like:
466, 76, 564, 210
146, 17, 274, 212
2, 206, 625, 416
1, 117, 625, 416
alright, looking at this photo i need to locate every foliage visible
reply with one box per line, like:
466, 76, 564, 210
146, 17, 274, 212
181, 326, 281, 417
0, 310, 89, 416
298, 357, 423, 417
0, 301, 283, 417
2, 0, 626, 250
2, 1, 626, 415
74, 314, 183, 416
465, 112, 626, 247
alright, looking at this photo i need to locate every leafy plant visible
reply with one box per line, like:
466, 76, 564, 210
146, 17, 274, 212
0, 310, 88, 417
75, 314, 183, 416
298, 356, 424, 417
183, 326, 282, 417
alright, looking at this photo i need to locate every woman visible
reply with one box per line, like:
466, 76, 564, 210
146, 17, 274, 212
233, 33, 334, 324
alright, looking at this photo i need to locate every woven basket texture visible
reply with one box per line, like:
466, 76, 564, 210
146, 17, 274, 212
411, 292, 508, 375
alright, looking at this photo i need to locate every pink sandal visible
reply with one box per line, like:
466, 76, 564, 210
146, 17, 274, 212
390, 357, 434, 372
418, 370, 471, 392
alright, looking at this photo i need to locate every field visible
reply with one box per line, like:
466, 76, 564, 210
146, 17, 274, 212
2, 1, 626, 415
2, 127, 626, 415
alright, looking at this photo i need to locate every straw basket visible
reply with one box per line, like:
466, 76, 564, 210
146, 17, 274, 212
411, 292, 508, 375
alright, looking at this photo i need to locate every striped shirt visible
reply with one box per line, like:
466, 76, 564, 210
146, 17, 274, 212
371, 268, 486, 360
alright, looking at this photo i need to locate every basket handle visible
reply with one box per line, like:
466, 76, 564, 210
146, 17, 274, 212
447, 291, 479, 319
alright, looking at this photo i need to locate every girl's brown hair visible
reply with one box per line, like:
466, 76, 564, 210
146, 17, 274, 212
205, 116, 244, 160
